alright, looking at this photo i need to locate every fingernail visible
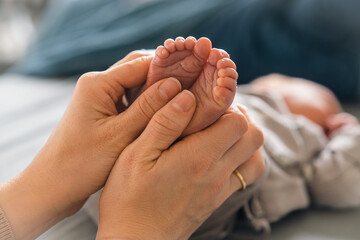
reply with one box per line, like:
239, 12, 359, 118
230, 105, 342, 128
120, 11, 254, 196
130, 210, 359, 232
172, 90, 195, 112
158, 78, 182, 100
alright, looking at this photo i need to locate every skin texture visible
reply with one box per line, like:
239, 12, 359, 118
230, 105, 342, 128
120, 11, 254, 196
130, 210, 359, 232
147, 37, 238, 136
98, 105, 264, 240
0, 51, 265, 240
251, 74, 358, 135
0, 53, 162, 240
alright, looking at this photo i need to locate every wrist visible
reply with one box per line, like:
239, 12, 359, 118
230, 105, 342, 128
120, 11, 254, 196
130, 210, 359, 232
31, 142, 88, 215
0, 173, 60, 240
97, 219, 155, 240
0, 154, 81, 239
96, 208, 168, 240
0, 207, 16, 240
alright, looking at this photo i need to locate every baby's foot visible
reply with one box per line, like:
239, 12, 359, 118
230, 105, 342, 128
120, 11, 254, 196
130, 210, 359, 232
147, 37, 238, 136
147, 37, 211, 89
185, 48, 238, 135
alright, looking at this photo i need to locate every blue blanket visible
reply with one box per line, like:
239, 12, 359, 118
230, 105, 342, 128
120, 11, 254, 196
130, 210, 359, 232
11, 0, 360, 100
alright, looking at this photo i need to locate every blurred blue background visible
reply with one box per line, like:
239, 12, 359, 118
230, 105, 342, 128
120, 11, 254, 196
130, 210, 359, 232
1, 0, 360, 101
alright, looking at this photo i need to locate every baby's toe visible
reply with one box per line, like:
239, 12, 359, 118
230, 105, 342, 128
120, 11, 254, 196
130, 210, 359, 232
185, 36, 196, 50
193, 37, 212, 60
214, 63, 238, 104
218, 49, 230, 58
208, 48, 229, 66
217, 77, 237, 92
216, 58, 237, 91
213, 85, 235, 108
164, 38, 176, 53
155, 46, 170, 58
217, 58, 236, 70
218, 68, 238, 80
175, 37, 186, 51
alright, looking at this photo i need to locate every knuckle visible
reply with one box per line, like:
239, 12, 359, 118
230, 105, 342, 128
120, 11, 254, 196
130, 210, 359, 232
136, 92, 157, 120
79, 71, 100, 82
150, 112, 181, 137
122, 56, 149, 74
191, 157, 212, 175
122, 60, 137, 73
229, 112, 249, 135
135, 55, 151, 65
77, 71, 101, 88
127, 50, 144, 59
250, 125, 264, 148
253, 152, 266, 179
127, 50, 153, 60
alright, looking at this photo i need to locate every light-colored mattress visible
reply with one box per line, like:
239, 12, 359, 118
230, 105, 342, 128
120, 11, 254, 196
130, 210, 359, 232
0, 74, 97, 239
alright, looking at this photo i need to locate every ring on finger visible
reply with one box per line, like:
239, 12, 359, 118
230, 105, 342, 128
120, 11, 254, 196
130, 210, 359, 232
234, 169, 247, 190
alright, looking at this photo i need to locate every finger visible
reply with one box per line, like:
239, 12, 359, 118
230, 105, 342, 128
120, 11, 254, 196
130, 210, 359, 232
172, 107, 249, 168
100, 56, 153, 104
221, 111, 264, 173
133, 90, 196, 158
104, 55, 153, 89
110, 50, 155, 68
107, 78, 182, 150
228, 149, 265, 195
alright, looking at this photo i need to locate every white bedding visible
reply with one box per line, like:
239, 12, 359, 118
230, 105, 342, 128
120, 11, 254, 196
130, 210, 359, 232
0, 74, 98, 239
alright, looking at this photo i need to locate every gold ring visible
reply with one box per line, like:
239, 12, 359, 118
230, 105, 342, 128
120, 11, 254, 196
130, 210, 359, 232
234, 169, 246, 190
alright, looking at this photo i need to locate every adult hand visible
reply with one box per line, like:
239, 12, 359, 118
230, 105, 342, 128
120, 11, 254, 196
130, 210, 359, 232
98, 102, 265, 240
0, 50, 184, 240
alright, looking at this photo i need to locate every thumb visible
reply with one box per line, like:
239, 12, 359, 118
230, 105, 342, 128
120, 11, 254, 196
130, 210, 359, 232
100, 56, 153, 103
133, 90, 196, 158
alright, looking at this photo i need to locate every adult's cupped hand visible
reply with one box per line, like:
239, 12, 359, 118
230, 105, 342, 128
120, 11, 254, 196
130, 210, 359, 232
97, 97, 265, 240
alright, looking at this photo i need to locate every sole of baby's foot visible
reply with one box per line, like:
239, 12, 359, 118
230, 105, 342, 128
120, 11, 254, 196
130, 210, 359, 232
146, 36, 212, 89
182, 48, 238, 136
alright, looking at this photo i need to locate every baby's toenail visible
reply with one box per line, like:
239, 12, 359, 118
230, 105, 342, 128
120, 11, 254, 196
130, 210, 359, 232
219, 50, 229, 57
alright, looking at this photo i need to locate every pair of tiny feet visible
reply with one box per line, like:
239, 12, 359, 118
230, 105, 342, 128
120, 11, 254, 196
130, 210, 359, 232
146, 36, 238, 136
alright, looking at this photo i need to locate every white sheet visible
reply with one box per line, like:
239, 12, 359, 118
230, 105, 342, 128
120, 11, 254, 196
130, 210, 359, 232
0, 74, 97, 239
